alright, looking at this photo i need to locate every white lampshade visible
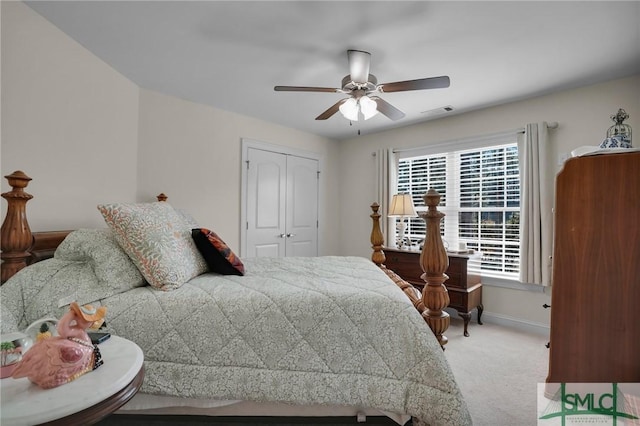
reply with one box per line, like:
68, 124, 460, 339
388, 194, 416, 217
339, 98, 359, 121
359, 96, 378, 120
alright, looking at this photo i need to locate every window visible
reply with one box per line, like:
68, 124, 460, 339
395, 137, 520, 280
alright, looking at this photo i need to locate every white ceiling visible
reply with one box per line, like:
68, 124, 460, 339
25, 1, 640, 141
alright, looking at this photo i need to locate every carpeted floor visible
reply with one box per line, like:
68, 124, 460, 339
444, 317, 549, 426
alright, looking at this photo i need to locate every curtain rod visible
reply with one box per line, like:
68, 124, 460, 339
392, 122, 559, 155
392, 128, 514, 155
516, 121, 559, 134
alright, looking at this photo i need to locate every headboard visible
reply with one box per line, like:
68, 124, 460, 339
0, 171, 72, 283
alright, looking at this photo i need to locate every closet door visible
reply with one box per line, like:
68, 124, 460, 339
285, 155, 319, 257
245, 147, 319, 258
245, 148, 287, 257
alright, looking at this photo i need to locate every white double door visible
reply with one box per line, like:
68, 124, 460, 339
244, 147, 319, 258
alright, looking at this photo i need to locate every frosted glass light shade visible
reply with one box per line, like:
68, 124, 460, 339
360, 96, 378, 120
339, 98, 359, 121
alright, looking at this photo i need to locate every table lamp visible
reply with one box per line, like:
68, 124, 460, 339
388, 194, 416, 249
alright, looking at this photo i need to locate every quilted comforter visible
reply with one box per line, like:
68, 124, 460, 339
1, 247, 471, 425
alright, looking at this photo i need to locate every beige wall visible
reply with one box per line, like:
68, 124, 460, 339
136, 89, 341, 254
1, 2, 341, 254
337, 74, 640, 329
1, 1, 140, 230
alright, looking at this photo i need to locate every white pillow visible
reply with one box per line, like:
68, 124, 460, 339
55, 228, 146, 291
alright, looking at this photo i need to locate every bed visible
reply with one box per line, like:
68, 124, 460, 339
0, 170, 470, 426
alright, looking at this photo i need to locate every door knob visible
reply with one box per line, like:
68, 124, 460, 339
278, 233, 286, 238
286, 233, 296, 238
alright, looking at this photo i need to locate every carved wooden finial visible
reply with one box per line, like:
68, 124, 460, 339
418, 189, 450, 348
156, 193, 168, 202
1, 171, 34, 283
370, 202, 386, 266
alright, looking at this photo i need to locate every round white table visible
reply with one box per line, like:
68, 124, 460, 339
1, 335, 144, 425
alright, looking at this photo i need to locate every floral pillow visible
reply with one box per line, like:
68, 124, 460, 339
55, 228, 146, 291
192, 228, 245, 276
97, 202, 208, 291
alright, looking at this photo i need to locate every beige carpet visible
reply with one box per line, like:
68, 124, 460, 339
443, 317, 549, 426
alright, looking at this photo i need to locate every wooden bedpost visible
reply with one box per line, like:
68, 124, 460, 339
419, 189, 450, 348
157, 193, 168, 202
370, 202, 386, 266
370, 202, 425, 322
1, 171, 34, 284
370, 196, 451, 345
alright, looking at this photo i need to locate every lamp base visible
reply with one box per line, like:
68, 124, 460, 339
396, 220, 407, 249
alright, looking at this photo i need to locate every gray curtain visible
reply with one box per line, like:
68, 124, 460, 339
519, 122, 553, 286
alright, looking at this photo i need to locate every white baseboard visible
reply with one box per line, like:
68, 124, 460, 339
446, 308, 550, 336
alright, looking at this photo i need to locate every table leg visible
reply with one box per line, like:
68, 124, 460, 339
459, 312, 471, 337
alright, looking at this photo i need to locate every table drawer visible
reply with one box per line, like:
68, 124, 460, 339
448, 288, 467, 309
386, 251, 418, 265
445, 272, 464, 289
384, 248, 481, 292
446, 257, 465, 274
385, 252, 422, 281
447, 284, 482, 312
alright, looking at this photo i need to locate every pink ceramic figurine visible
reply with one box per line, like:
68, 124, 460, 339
11, 302, 106, 389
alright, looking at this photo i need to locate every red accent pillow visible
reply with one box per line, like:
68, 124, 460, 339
192, 228, 245, 276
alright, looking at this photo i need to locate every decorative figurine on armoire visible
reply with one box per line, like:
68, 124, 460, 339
600, 108, 632, 148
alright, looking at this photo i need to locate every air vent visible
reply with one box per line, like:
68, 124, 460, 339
421, 105, 454, 117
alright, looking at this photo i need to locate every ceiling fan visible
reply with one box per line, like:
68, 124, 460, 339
274, 50, 450, 122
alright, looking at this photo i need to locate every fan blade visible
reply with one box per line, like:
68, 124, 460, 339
370, 96, 405, 121
378, 76, 450, 93
347, 50, 371, 84
316, 99, 348, 120
274, 86, 340, 93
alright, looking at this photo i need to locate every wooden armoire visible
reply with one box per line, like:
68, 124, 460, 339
547, 151, 640, 383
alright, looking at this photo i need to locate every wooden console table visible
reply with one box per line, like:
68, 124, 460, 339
384, 247, 483, 336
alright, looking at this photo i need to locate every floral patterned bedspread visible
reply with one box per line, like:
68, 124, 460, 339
1, 255, 471, 425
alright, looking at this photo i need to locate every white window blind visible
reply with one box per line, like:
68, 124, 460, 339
395, 134, 520, 280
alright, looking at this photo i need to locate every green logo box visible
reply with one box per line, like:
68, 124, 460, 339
538, 383, 640, 425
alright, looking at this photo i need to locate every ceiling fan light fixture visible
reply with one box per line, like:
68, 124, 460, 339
360, 96, 378, 120
275, 50, 449, 123
339, 97, 359, 121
